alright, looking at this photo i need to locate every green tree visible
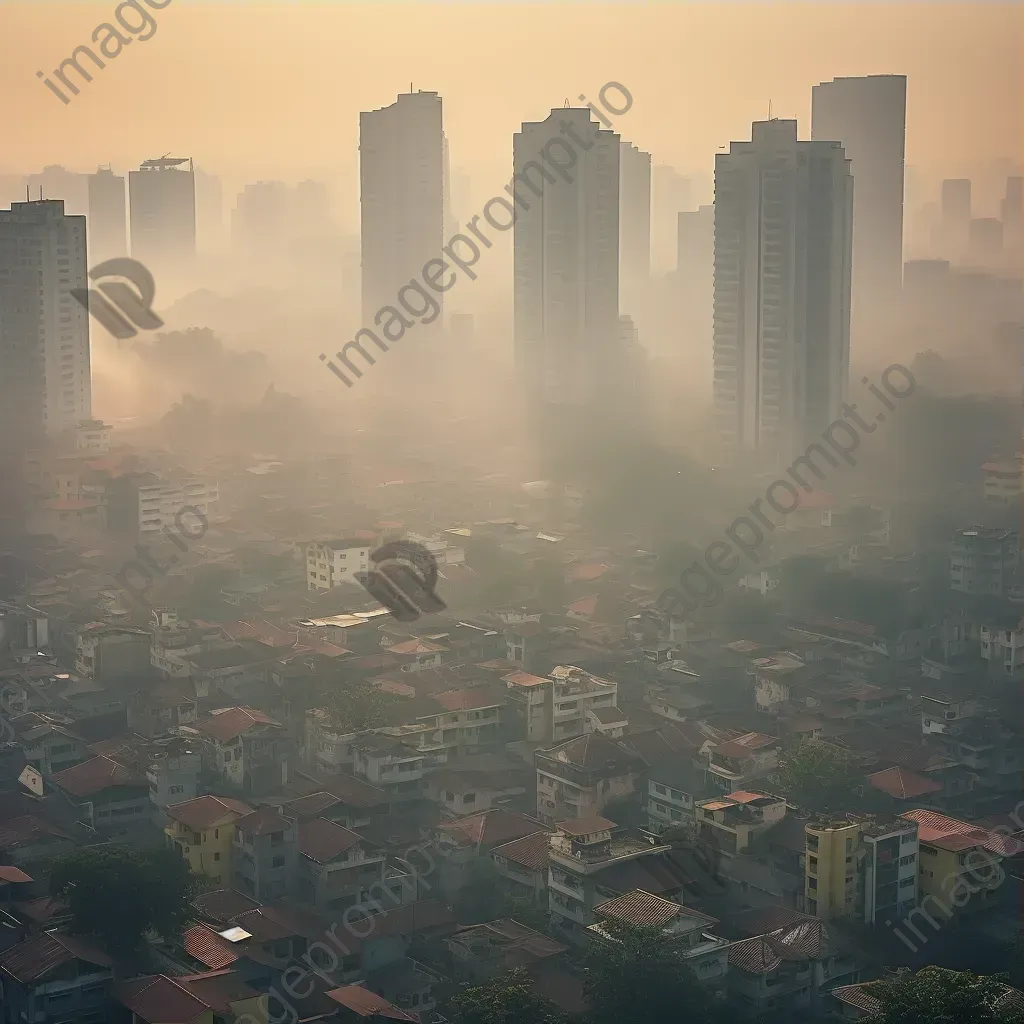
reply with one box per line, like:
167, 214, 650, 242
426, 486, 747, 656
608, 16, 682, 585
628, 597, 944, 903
50, 846, 201, 954
585, 920, 721, 1024
447, 968, 570, 1024
325, 682, 398, 732
867, 967, 1024, 1024
776, 739, 863, 815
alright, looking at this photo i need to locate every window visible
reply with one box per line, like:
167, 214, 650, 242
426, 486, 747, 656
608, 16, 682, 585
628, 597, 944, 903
463, 793, 476, 805
224, 752, 231, 763
653, 784, 667, 795
214, 852, 221, 862
272, 856, 286, 868
899, 854, 916, 867
899, 876, 914, 887
846, 838, 855, 853
922, 845, 938, 857
808, 878, 817, 890
270, 831, 284, 845
215, 829, 219, 839
808, 856, 817, 871
168, 785, 184, 795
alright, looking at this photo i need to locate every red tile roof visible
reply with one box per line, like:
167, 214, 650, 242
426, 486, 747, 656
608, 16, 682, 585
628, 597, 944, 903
0, 865, 33, 883
556, 815, 615, 836
14, 897, 66, 925
901, 809, 1024, 856
50, 754, 146, 798
502, 670, 549, 688
316, 773, 390, 808
436, 809, 546, 849
182, 924, 242, 970
714, 732, 780, 759
728, 933, 808, 974
431, 685, 503, 712
0, 930, 112, 983
868, 767, 942, 800
166, 795, 254, 830
326, 985, 417, 1020
191, 889, 262, 923
831, 982, 883, 1014
116, 975, 210, 1023
299, 818, 365, 863
197, 707, 281, 743
389, 639, 444, 655
492, 830, 551, 871
593, 889, 717, 929
234, 807, 292, 837
284, 791, 346, 818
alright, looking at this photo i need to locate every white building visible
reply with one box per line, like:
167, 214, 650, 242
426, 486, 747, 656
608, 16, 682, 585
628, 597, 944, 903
513, 107, 620, 414
136, 473, 218, 537
713, 120, 853, 461
505, 664, 618, 745
812, 75, 907, 324
0, 199, 92, 441
304, 539, 372, 591
360, 90, 444, 335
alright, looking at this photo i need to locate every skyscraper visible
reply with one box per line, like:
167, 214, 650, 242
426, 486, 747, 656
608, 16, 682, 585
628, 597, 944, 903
0, 199, 92, 537
513, 107, 620, 415
87, 166, 127, 264
619, 141, 651, 310
713, 120, 853, 460
360, 90, 445, 332
811, 75, 906, 323
129, 156, 196, 283
652, 165, 691, 274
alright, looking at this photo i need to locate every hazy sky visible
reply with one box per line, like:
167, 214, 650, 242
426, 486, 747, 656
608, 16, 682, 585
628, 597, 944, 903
2, 1, 1021, 215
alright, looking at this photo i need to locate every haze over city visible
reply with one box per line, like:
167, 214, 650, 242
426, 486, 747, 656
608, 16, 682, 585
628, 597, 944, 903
0, 3, 1021, 1023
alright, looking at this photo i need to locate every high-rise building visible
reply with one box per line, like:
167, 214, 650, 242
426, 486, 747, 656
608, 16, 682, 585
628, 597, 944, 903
360, 90, 444, 331
0, 199, 91, 442
129, 156, 196, 282
25, 165, 89, 216
713, 120, 853, 460
1001, 176, 1023, 249
87, 166, 127, 264
811, 75, 906, 322
652, 165, 691, 274
513, 107, 620, 416
619, 141, 651, 309
939, 178, 972, 252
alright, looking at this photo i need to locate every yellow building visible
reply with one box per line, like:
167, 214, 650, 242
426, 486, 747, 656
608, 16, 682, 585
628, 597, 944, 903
164, 794, 253, 885
805, 816, 919, 925
900, 809, 1020, 922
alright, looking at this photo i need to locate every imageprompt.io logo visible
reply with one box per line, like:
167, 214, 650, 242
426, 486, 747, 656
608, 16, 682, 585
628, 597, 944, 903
356, 541, 446, 622
71, 257, 164, 340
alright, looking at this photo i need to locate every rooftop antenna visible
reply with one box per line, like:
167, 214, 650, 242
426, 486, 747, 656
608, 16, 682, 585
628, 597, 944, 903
564, 98, 570, 107
768, 99, 773, 120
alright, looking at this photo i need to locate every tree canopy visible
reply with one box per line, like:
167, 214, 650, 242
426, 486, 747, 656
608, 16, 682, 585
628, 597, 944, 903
775, 739, 864, 816
325, 682, 398, 733
447, 967, 570, 1024
584, 920, 723, 1024
50, 845, 201, 954
867, 967, 1024, 1024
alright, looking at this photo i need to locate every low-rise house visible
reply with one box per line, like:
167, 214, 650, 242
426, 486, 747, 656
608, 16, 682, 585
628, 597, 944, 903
114, 970, 264, 1024
233, 807, 299, 902
589, 889, 729, 994
165, 795, 254, 886
11, 713, 89, 776
195, 706, 289, 796
49, 754, 150, 832
145, 738, 204, 822
305, 709, 358, 775
447, 918, 567, 983
0, 816, 74, 867
695, 792, 788, 857
351, 735, 429, 802
326, 984, 418, 1023
422, 765, 528, 818
504, 664, 618, 745
706, 733, 781, 795
73, 624, 151, 682
0, 930, 113, 1024
535, 733, 647, 825
491, 831, 551, 904
644, 757, 712, 833
899, 808, 1024, 924
127, 679, 199, 737
297, 817, 387, 912
547, 815, 691, 941
433, 809, 548, 898
723, 907, 860, 1018
282, 772, 391, 829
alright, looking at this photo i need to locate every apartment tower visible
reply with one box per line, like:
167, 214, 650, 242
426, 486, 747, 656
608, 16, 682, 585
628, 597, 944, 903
88, 166, 127, 264
129, 156, 197, 284
360, 90, 445, 335
619, 141, 652, 311
713, 119, 853, 460
513, 107, 620, 425
811, 75, 906, 330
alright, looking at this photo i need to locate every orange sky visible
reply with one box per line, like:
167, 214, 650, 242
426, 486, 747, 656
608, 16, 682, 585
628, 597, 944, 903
2, 1, 1021, 215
